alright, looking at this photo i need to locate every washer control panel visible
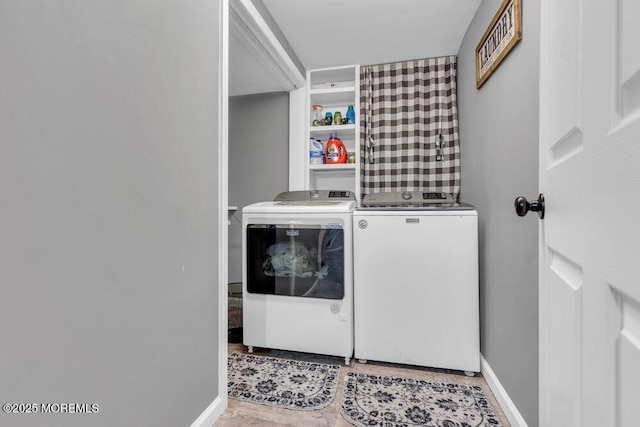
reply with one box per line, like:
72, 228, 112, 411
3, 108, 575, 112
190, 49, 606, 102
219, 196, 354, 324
361, 191, 455, 208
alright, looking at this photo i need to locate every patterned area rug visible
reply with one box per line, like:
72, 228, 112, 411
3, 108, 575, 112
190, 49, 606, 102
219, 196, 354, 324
341, 372, 504, 427
228, 352, 340, 410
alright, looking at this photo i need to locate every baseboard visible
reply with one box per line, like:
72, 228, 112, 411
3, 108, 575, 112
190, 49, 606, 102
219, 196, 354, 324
480, 354, 528, 427
190, 395, 226, 427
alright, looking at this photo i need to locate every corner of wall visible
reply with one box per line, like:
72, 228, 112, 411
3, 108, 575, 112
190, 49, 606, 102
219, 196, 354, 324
456, 0, 541, 425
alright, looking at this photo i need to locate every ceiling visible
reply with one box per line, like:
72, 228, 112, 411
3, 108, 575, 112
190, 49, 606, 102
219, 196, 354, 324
229, 0, 481, 96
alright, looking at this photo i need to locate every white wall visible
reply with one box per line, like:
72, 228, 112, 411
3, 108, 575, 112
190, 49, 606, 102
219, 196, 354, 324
0, 1, 222, 426
458, 1, 540, 425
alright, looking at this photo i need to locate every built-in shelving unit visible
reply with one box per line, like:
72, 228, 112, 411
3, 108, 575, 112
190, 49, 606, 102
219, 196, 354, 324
305, 65, 360, 200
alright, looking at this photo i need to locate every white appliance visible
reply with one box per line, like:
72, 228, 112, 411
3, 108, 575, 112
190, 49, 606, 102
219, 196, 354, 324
353, 191, 480, 373
242, 190, 356, 365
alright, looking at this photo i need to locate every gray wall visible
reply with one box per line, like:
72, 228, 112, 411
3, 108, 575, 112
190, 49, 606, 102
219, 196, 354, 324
458, 1, 540, 425
228, 92, 290, 283
0, 1, 221, 426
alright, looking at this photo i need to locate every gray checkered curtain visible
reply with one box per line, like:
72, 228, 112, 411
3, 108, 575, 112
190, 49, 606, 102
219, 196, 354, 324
360, 56, 460, 199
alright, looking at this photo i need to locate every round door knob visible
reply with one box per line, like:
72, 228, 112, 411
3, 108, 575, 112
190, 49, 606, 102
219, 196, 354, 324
514, 193, 545, 219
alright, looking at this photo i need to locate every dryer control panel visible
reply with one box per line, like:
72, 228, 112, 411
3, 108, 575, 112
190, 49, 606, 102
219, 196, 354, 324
274, 190, 356, 203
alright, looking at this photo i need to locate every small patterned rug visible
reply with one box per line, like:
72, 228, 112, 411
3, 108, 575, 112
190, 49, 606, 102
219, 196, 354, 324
340, 372, 504, 427
227, 352, 340, 410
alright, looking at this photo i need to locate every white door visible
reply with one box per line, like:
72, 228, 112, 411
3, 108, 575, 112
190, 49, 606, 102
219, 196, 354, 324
538, 0, 640, 426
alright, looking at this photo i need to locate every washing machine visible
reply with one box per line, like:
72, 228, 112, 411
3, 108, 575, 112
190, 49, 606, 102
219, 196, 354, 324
242, 190, 356, 365
353, 191, 480, 373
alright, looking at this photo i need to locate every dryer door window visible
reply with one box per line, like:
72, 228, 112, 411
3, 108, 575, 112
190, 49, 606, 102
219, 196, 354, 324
246, 224, 344, 300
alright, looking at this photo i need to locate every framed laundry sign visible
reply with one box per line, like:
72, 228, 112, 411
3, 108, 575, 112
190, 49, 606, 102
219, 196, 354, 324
475, 0, 522, 89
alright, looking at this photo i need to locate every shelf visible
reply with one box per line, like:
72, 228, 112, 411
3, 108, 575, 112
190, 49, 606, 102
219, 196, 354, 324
309, 124, 356, 135
309, 163, 356, 171
310, 87, 356, 105
310, 87, 355, 95
309, 65, 358, 87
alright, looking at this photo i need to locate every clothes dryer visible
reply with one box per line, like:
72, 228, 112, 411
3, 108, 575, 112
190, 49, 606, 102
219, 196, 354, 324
242, 190, 356, 365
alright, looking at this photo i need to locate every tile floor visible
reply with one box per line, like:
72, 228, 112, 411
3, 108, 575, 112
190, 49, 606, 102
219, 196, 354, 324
214, 343, 511, 426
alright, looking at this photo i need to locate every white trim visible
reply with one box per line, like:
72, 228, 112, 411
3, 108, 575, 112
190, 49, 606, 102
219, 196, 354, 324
229, 0, 305, 91
190, 396, 225, 427
288, 87, 306, 190
538, 1, 551, 425
215, 0, 229, 425
480, 354, 528, 427
353, 63, 361, 201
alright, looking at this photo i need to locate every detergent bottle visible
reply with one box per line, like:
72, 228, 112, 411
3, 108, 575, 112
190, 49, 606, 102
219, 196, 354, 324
325, 134, 347, 164
309, 138, 324, 164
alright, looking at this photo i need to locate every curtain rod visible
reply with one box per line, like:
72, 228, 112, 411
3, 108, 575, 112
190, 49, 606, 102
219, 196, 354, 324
362, 54, 457, 68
